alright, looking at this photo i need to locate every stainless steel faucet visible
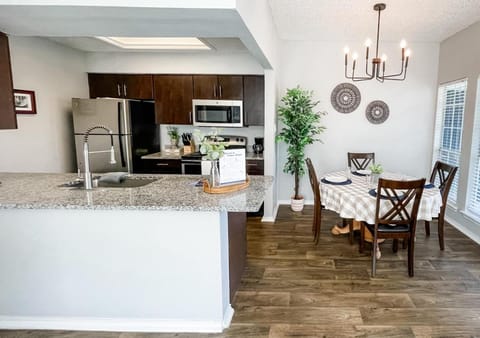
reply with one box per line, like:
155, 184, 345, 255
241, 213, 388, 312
83, 125, 116, 190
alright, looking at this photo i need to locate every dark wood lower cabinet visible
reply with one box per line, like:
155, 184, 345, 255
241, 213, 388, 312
140, 159, 181, 174
0, 32, 17, 130
228, 212, 247, 302
246, 159, 264, 175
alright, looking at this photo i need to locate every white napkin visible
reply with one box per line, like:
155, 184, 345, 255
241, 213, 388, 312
324, 175, 347, 183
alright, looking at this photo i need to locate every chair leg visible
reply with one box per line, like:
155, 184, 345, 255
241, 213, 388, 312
348, 219, 354, 244
371, 237, 378, 277
359, 223, 365, 253
425, 220, 430, 236
408, 237, 415, 277
438, 217, 445, 251
314, 218, 320, 245
392, 239, 398, 253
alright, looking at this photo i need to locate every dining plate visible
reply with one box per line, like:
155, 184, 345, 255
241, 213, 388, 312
356, 169, 371, 175
324, 175, 348, 183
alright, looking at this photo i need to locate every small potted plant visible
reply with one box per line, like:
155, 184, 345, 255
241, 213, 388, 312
369, 163, 383, 185
276, 86, 326, 211
167, 126, 180, 148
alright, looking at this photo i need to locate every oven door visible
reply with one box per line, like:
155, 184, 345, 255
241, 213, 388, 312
181, 160, 202, 175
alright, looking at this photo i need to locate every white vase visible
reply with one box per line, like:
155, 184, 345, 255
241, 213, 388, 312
291, 196, 304, 212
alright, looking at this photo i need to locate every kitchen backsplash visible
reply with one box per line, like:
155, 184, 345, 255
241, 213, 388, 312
158, 125, 264, 153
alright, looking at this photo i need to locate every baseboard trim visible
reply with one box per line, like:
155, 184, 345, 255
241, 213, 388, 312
0, 316, 226, 333
277, 200, 314, 205
222, 305, 234, 328
445, 215, 480, 245
262, 203, 279, 222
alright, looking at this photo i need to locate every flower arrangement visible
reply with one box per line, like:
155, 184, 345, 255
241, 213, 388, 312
369, 163, 384, 174
194, 128, 228, 161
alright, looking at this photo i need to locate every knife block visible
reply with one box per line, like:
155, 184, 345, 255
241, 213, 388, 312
183, 145, 193, 154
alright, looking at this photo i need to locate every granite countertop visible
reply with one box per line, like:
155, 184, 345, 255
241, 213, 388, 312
142, 151, 264, 160
0, 173, 272, 212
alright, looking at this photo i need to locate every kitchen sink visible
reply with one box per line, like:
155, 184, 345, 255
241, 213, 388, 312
60, 177, 158, 189
97, 177, 158, 188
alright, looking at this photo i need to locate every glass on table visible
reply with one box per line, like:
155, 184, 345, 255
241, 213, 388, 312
345, 166, 352, 179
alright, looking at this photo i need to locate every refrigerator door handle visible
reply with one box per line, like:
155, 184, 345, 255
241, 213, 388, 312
117, 102, 126, 167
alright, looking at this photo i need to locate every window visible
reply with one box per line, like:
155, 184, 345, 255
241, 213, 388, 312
467, 79, 480, 217
433, 79, 467, 204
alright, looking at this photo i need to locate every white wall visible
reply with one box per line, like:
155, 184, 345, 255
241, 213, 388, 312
277, 41, 440, 202
0, 37, 88, 173
437, 21, 480, 243
0, 208, 233, 332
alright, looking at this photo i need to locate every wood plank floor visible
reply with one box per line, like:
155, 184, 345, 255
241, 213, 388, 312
2, 205, 480, 337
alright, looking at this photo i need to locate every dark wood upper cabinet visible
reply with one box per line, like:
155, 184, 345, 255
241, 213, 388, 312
154, 75, 193, 125
0, 32, 17, 130
193, 75, 243, 100
218, 75, 243, 100
88, 73, 153, 100
243, 75, 264, 126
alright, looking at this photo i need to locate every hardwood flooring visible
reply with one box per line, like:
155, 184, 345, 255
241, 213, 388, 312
2, 205, 480, 337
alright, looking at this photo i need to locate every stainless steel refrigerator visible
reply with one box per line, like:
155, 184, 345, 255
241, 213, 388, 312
72, 98, 159, 174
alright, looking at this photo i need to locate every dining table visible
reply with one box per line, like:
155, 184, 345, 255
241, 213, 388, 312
319, 170, 443, 256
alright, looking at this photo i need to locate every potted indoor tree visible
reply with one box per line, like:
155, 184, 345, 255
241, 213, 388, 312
276, 86, 326, 211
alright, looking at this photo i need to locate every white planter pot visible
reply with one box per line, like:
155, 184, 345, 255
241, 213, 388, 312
291, 197, 304, 212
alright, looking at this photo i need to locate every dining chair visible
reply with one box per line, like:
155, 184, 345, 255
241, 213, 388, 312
347, 152, 375, 171
359, 177, 426, 277
342, 152, 375, 243
425, 161, 458, 250
306, 158, 322, 245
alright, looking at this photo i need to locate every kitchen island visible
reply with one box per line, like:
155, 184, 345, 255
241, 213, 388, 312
0, 173, 272, 333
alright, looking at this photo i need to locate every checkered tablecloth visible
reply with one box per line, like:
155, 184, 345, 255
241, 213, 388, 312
320, 171, 443, 225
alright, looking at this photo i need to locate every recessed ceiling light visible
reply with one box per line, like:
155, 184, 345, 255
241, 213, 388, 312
95, 37, 211, 50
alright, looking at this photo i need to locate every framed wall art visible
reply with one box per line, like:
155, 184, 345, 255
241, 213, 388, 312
14, 89, 37, 114
330, 83, 361, 114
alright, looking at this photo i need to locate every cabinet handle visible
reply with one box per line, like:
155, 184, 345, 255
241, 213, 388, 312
189, 111, 192, 124
247, 163, 258, 166
123, 83, 127, 97
117, 84, 121, 97
213, 85, 217, 98
156, 163, 169, 166
219, 85, 222, 98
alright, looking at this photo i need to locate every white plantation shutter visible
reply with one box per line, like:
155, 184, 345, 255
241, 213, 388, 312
432, 79, 467, 205
467, 79, 480, 217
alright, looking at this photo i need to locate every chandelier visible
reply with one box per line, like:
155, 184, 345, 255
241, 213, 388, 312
344, 3, 411, 82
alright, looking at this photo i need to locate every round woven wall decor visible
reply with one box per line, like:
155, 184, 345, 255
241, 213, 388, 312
330, 83, 361, 114
366, 100, 389, 124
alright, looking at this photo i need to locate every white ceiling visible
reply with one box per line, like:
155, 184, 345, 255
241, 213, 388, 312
0, 1, 479, 55
267, 0, 480, 42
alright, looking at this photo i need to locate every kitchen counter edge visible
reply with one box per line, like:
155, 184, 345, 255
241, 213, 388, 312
0, 173, 272, 212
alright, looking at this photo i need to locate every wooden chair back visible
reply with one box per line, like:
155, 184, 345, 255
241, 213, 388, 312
374, 178, 426, 231
348, 152, 375, 170
306, 158, 322, 244
429, 161, 458, 205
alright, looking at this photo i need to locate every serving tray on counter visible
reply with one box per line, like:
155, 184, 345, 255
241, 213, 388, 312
203, 176, 250, 194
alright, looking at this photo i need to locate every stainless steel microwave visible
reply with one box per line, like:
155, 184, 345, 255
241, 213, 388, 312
192, 99, 243, 128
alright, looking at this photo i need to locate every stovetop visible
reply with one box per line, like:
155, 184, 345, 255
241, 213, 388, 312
181, 135, 247, 160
